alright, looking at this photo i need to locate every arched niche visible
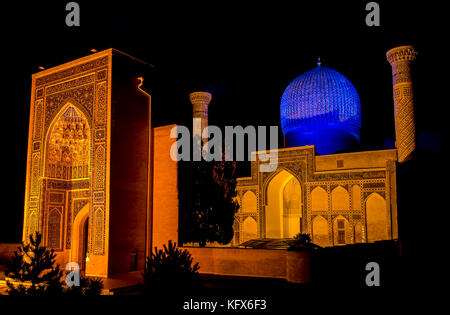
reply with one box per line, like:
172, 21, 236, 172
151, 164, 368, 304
312, 215, 330, 247
241, 191, 257, 213
42, 103, 92, 250
332, 215, 351, 245
70, 203, 90, 269
45, 104, 90, 180
331, 186, 349, 211
242, 217, 257, 243
311, 186, 328, 211
265, 170, 301, 238
366, 193, 388, 242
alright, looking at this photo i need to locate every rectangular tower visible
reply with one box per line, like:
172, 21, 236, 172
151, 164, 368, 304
24, 49, 153, 277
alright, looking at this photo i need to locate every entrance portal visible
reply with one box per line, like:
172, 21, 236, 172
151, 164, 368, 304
71, 203, 90, 270
265, 170, 302, 238
81, 217, 89, 270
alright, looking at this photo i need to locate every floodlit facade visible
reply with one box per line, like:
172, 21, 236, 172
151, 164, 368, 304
23, 49, 178, 277
233, 146, 398, 247
22, 46, 417, 278
233, 47, 417, 247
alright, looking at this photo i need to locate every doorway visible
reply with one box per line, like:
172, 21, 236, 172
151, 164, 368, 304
80, 217, 89, 270
70, 202, 90, 271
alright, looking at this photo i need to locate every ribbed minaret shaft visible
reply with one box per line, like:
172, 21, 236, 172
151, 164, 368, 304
386, 46, 418, 163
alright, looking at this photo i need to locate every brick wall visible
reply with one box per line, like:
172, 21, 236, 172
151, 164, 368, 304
185, 247, 287, 279
152, 125, 179, 250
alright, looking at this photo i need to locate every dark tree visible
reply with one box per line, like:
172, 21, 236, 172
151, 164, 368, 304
178, 158, 238, 247
288, 233, 321, 250
5, 232, 104, 295
5, 232, 64, 295
64, 276, 104, 296
141, 240, 200, 296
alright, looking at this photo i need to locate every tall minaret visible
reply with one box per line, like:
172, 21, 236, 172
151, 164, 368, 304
386, 45, 418, 163
190, 91, 212, 143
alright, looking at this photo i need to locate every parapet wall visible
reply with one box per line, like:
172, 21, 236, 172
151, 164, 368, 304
185, 247, 287, 279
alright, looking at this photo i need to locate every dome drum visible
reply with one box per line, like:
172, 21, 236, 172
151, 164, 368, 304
284, 123, 360, 155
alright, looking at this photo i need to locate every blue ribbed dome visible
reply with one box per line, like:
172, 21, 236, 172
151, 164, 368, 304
280, 64, 361, 154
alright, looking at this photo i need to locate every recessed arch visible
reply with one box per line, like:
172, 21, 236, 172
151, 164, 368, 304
332, 215, 351, 245
311, 186, 328, 211
44, 103, 91, 180
70, 202, 90, 268
366, 193, 388, 242
241, 191, 257, 213
331, 186, 349, 211
312, 215, 329, 247
44, 99, 92, 140
263, 167, 300, 205
242, 216, 257, 243
265, 170, 302, 238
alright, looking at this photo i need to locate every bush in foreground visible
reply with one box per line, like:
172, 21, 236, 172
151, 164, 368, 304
5, 232, 102, 296
141, 240, 201, 296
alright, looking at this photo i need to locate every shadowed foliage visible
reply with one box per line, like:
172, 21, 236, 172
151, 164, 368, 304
64, 276, 104, 296
5, 231, 103, 295
178, 158, 238, 247
5, 232, 64, 295
141, 240, 201, 296
288, 233, 321, 251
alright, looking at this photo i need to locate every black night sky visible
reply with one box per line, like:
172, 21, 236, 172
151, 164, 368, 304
0, 1, 441, 242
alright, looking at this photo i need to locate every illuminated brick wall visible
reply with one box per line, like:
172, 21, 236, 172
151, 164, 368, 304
24, 49, 155, 277
151, 125, 179, 251
235, 146, 398, 247
24, 50, 113, 276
